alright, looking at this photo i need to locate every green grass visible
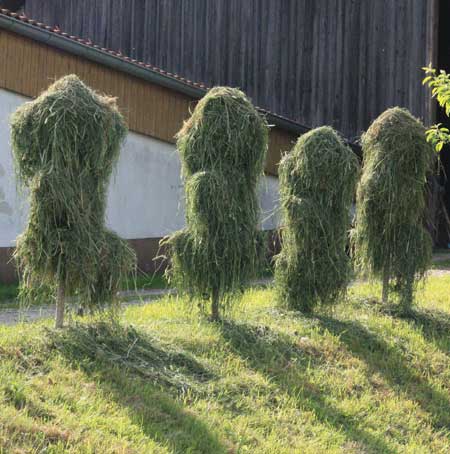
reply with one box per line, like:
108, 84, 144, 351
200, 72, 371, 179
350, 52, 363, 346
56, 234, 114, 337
434, 248, 450, 255
0, 265, 273, 308
0, 276, 449, 453
0, 282, 19, 303
432, 259, 450, 269
125, 272, 168, 292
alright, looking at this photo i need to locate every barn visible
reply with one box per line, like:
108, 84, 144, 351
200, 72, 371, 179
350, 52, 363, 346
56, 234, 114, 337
0, 8, 311, 283
15, 0, 449, 245
0, 1, 449, 282
14, 0, 436, 139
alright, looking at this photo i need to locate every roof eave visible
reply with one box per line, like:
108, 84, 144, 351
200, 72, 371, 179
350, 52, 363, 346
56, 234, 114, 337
0, 12, 205, 98
0, 12, 316, 138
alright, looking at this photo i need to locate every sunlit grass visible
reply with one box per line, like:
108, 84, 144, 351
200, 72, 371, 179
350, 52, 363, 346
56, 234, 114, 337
0, 276, 449, 453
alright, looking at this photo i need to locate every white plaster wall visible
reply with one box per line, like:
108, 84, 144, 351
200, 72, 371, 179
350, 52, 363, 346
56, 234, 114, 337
106, 132, 186, 238
0, 90, 29, 247
258, 175, 280, 230
0, 88, 280, 247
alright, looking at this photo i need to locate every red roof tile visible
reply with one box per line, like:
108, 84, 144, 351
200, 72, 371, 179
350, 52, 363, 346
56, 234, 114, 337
0, 8, 210, 91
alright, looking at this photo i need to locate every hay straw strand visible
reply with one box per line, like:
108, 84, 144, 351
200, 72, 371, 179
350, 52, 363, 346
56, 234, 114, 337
275, 126, 359, 312
11, 75, 136, 308
164, 87, 268, 317
351, 107, 434, 309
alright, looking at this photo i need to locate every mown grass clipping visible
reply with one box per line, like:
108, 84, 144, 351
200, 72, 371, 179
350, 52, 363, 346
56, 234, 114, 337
163, 87, 268, 319
352, 107, 434, 309
11, 74, 136, 308
274, 126, 359, 312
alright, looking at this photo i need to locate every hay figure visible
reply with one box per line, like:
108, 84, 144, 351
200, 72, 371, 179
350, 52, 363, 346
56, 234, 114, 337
164, 87, 268, 320
352, 107, 434, 310
274, 126, 359, 312
11, 75, 136, 328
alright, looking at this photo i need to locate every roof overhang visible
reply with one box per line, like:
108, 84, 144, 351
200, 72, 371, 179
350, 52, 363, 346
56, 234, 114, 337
0, 11, 313, 138
0, 9, 361, 154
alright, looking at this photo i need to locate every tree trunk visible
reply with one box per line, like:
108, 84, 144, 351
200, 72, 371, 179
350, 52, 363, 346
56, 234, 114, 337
382, 270, 389, 304
55, 282, 65, 329
211, 288, 220, 321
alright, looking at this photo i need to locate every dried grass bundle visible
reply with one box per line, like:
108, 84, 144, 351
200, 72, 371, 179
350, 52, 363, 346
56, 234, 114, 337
275, 126, 359, 312
351, 107, 434, 309
11, 75, 136, 325
164, 87, 268, 320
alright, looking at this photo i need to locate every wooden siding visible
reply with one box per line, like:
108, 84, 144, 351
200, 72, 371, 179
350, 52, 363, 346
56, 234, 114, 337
24, 0, 438, 139
0, 29, 297, 174
266, 127, 297, 176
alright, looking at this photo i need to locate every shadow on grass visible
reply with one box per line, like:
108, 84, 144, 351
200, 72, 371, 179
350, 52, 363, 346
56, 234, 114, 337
382, 306, 450, 355
218, 320, 397, 454
48, 322, 226, 454
315, 316, 450, 431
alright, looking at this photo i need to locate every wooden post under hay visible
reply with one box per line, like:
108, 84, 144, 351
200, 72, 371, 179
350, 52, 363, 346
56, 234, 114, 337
274, 126, 359, 312
164, 87, 268, 320
352, 107, 434, 310
55, 282, 65, 329
382, 271, 390, 305
11, 75, 136, 328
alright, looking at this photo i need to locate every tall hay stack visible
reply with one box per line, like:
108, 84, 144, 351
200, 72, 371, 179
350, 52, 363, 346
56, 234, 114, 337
352, 107, 434, 310
11, 75, 136, 327
275, 126, 359, 312
165, 87, 268, 320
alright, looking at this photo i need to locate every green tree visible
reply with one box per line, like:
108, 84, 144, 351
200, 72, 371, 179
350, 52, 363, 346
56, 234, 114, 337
165, 87, 268, 320
352, 107, 434, 310
274, 126, 359, 312
423, 66, 450, 151
11, 75, 136, 328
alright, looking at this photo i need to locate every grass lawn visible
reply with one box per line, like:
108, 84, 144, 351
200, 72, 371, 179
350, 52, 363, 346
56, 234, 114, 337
432, 259, 450, 269
0, 276, 450, 453
0, 282, 19, 304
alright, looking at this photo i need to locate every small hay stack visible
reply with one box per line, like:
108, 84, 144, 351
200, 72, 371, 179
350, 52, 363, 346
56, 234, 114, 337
164, 87, 268, 320
11, 75, 136, 327
274, 126, 359, 312
352, 107, 434, 310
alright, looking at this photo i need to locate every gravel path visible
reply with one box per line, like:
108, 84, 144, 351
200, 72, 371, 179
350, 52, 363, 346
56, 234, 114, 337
432, 252, 450, 262
0, 279, 270, 326
0, 288, 175, 326
0, 265, 447, 326
428, 269, 450, 277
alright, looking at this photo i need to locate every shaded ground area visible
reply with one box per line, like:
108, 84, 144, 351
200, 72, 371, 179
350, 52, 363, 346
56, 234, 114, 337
0, 276, 449, 452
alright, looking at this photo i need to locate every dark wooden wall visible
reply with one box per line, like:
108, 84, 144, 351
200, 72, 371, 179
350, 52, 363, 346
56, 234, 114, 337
23, 0, 437, 139
0, 0, 24, 11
